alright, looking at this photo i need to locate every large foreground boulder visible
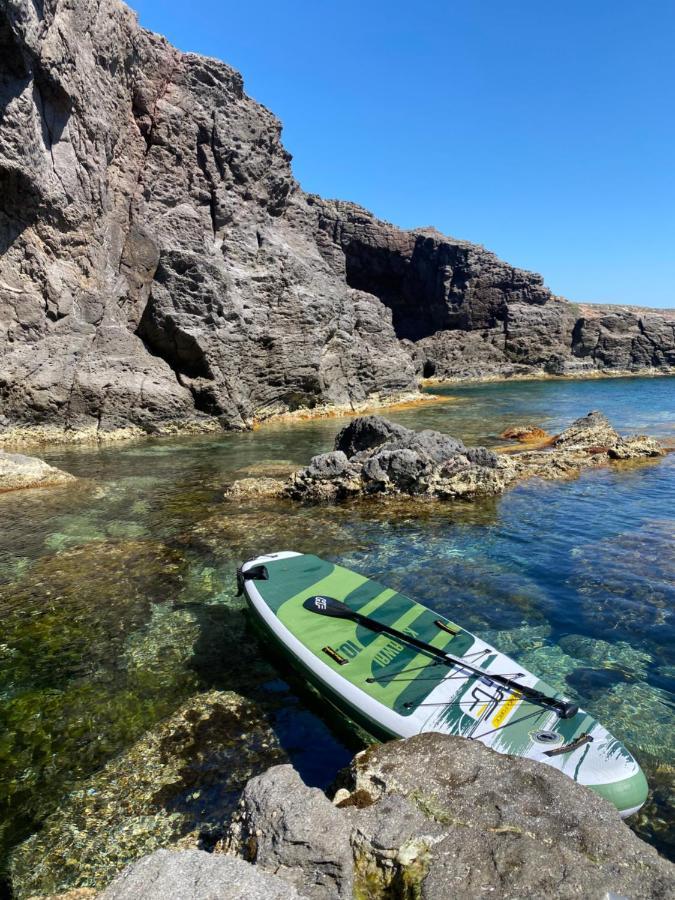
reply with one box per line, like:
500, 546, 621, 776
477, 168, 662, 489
223, 733, 675, 900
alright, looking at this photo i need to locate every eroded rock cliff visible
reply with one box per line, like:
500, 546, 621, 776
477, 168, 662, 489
1, 0, 673, 441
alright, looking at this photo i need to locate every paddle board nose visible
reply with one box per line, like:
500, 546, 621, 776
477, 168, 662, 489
587, 759, 649, 819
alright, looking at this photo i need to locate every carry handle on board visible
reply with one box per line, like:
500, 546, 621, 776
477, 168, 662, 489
303, 595, 579, 720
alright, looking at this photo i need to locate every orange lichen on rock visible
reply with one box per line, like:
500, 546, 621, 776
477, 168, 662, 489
500, 424, 550, 443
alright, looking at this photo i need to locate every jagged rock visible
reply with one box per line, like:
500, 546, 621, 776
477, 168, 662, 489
334, 416, 411, 457
223, 765, 355, 899
609, 436, 665, 460
285, 416, 507, 502
223, 735, 675, 900
305, 450, 354, 479
0, 450, 75, 491
0, 0, 673, 443
552, 410, 620, 450
548, 411, 663, 462
97, 849, 304, 899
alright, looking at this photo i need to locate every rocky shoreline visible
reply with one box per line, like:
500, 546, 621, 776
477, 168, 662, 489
224, 411, 665, 505
0, 371, 673, 452
15, 706, 675, 899
421, 365, 675, 387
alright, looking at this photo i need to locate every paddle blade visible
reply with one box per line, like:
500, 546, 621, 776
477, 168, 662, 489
303, 595, 354, 618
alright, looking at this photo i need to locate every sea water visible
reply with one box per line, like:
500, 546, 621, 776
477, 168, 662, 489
0, 375, 673, 887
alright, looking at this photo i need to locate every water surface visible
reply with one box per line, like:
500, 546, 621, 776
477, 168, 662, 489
1, 375, 673, 887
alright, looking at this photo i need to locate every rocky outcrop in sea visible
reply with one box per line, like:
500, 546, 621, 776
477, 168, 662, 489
1, 0, 674, 444
224, 411, 664, 503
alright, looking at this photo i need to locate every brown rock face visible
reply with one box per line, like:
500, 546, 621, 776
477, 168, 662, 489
1, 0, 673, 440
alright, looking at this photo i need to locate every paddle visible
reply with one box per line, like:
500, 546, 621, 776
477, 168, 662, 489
303, 595, 579, 719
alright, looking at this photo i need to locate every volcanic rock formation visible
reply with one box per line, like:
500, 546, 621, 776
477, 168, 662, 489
1, 0, 673, 441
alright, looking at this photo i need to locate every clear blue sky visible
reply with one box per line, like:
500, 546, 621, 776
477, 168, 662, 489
132, 0, 674, 308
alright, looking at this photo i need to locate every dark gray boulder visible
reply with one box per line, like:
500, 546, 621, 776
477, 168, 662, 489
464, 445, 500, 468
361, 447, 432, 494
334, 416, 411, 457
305, 450, 354, 479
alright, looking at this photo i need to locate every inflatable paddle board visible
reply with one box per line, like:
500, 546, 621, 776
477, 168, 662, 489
238, 551, 648, 817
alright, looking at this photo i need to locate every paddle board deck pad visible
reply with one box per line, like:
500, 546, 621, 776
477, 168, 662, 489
239, 551, 648, 817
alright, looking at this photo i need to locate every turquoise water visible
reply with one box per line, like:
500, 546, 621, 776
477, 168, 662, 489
0, 375, 673, 890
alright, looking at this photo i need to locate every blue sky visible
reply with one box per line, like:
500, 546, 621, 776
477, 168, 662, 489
132, 0, 674, 308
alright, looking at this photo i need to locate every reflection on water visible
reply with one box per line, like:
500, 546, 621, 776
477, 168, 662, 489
0, 375, 673, 886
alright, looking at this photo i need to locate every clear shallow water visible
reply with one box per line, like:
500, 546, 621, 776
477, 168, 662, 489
0, 375, 674, 884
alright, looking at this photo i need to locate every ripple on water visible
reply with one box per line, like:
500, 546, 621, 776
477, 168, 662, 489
571, 519, 675, 644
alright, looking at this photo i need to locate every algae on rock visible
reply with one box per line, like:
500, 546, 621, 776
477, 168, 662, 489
9, 692, 287, 898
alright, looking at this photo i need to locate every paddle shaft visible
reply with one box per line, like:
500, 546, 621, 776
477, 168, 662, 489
306, 596, 577, 719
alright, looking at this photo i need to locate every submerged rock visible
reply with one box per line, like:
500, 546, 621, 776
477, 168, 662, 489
222, 733, 674, 899
222, 476, 288, 500
559, 634, 652, 680
0, 451, 75, 493
9, 691, 287, 898
571, 519, 674, 642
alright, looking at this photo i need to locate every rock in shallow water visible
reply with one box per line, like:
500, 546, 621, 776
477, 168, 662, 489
0, 451, 75, 492
224, 412, 664, 504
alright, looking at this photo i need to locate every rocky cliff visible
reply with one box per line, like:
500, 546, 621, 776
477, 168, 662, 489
1, 0, 673, 441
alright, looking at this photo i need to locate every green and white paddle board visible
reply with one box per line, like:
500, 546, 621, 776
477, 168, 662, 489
239, 551, 648, 817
